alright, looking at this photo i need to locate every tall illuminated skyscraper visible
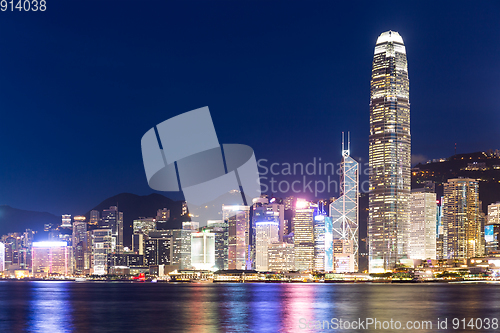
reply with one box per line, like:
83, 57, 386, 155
443, 178, 482, 259
368, 31, 411, 272
293, 199, 317, 271
255, 221, 279, 271
329, 133, 359, 272
224, 205, 250, 270
99, 206, 124, 254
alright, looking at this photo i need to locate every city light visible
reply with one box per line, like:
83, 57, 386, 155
32, 241, 68, 248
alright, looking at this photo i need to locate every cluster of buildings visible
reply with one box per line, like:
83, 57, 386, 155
366, 30, 500, 273
1, 30, 499, 280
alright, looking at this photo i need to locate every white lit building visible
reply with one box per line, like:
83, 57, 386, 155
191, 231, 215, 270
330, 134, 359, 272
293, 199, 316, 271
61, 214, 72, 228
408, 190, 437, 260
255, 221, 279, 271
368, 31, 411, 271
224, 205, 250, 270
32, 241, 73, 277
92, 229, 112, 275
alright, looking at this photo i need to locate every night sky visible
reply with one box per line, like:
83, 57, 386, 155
0, 1, 499, 215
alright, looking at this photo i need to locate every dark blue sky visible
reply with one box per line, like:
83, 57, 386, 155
0, 1, 499, 215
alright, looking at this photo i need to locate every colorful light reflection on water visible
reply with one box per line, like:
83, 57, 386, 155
1, 282, 500, 332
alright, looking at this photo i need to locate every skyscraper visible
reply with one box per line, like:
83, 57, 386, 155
293, 199, 317, 271
206, 220, 228, 270
368, 30, 411, 272
92, 229, 112, 275
72, 216, 87, 274
408, 190, 437, 260
99, 206, 124, 254
255, 220, 279, 271
224, 205, 250, 270
329, 134, 359, 272
89, 210, 100, 226
443, 178, 482, 259
313, 214, 326, 272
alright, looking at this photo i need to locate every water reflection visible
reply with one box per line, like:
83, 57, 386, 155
0, 281, 499, 332
28, 282, 73, 333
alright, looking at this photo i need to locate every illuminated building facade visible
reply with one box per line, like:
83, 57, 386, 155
206, 220, 228, 270
143, 231, 173, 266
368, 31, 411, 272
61, 214, 72, 228
324, 216, 333, 271
156, 208, 170, 229
486, 202, 500, 253
255, 221, 279, 271
293, 199, 317, 271
443, 178, 482, 259
408, 190, 437, 259
89, 210, 100, 226
191, 231, 215, 270
99, 206, 124, 254
488, 202, 500, 225
313, 214, 325, 271
32, 241, 73, 277
72, 217, 87, 274
224, 205, 250, 270
92, 229, 112, 275
330, 134, 359, 272
133, 218, 157, 235
0, 242, 5, 272
268, 242, 295, 272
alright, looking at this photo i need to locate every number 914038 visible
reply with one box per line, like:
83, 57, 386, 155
1, 0, 46, 11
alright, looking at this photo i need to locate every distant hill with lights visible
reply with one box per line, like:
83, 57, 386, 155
412, 150, 500, 212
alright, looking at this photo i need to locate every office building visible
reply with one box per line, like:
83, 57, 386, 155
89, 210, 100, 226
156, 208, 170, 229
255, 220, 279, 271
408, 190, 437, 260
206, 220, 228, 270
224, 205, 250, 270
0, 242, 4, 272
72, 217, 87, 274
191, 231, 216, 270
99, 206, 124, 254
313, 214, 326, 271
268, 242, 295, 272
92, 229, 112, 275
488, 202, 500, 225
32, 241, 73, 277
485, 202, 500, 253
293, 199, 317, 271
143, 231, 173, 266
443, 178, 482, 259
61, 214, 72, 228
369, 31, 411, 272
133, 218, 157, 235
329, 134, 359, 272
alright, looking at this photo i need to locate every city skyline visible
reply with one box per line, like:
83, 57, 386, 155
0, 1, 499, 216
1, 2, 500, 332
